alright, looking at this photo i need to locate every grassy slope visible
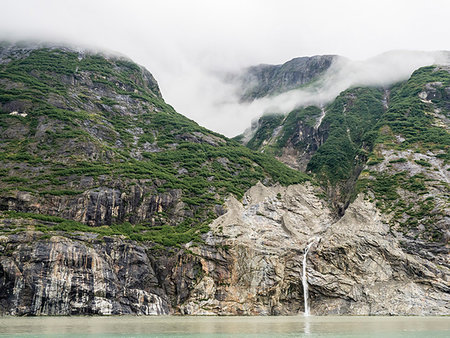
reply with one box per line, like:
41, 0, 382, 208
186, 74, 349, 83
241, 65, 449, 243
0, 45, 308, 245
307, 87, 385, 183
356, 66, 450, 241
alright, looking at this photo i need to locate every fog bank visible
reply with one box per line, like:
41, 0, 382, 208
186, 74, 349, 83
0, 1, 449, 136
178, 50, 449, 136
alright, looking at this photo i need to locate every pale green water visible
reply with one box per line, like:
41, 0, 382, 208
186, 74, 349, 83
0, 316, 449, 337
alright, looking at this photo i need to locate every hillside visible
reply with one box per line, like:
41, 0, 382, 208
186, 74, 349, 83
357, 66, 450, 243
0, 42, 307, 245
241, 66, 450, 235
228, 55, 337, 101
0, 44, 448, 316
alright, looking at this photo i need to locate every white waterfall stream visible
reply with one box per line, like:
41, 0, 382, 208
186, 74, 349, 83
314, 107, 326, 130
302, 238, 318, 316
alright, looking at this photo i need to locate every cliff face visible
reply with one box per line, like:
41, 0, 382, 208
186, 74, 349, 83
244, 107, 327, 171
1, 182, 448, 315
182, 183, 449, 315
0, 233, 170, 315
230, 55, 337, 101
0, 43, 306, 245
0, 44, 449, 316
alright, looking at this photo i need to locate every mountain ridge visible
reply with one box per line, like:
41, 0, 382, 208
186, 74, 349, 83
240, 65, 449, 241
0, 43, 449, 316
227, 54, 337, 102
0, 42, 307, 245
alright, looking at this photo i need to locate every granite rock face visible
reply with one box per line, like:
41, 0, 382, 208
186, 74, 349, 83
1, 183, 448, 315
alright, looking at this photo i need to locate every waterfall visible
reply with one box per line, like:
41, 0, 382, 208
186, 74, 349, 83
302, 238, 318, 316
314, 107, 326, 130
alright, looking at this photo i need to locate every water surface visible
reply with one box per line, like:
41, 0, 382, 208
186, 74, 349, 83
0, 316, 449, 337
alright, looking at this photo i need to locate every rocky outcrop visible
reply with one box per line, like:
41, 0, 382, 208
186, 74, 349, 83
243, 107, 328, 171
231, 55, 337, 101
3, 185, 187, 227
276, 110, 328, 171
2, 182, 448, 315
311, 198, 449, 315
180, 183, 449, 315
0, 233, 170, 315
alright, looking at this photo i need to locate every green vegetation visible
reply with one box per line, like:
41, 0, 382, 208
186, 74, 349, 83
246, 114, 284, 150
246, 106, 322, 156
0, 45, 308, 246
389, 158, 407, 163
353, 66, 450, 242
357, 169, 443, 241
379, 66, 450, 151
1, 211, 209, 246
100, 97, 118, 106
307, 87, 384, 183
414, 159, 432, 167
276, 106, 321, 149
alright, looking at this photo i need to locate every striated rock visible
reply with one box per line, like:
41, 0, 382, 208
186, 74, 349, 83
4, 185, 186, 227
0, 234, 169, 315
1, 182, 449, 315
310, 197, 449, 315
179, 184, 450, 315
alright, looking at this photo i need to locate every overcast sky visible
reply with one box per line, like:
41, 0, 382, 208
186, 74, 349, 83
1, 0, 449, 136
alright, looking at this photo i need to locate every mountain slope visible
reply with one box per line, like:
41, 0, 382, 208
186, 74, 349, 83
0, 44, 449, 316
357, 65, 450, 243
229, 55, 337, 101
0, 43, 308, 245
242, 66, 449, 224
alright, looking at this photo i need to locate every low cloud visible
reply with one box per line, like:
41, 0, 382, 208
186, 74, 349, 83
0, 1, 449, 137
176, 50, 449, 137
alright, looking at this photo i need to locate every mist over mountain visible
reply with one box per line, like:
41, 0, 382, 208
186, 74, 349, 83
1, 0, 449, 137
0, 42, 449, 316
226, 55, 337, 101
0, 0, 449, 321
210, 50, 450, 137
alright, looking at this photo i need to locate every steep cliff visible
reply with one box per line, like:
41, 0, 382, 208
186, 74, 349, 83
228, 55, 337, 101
1, 182, 448, 315
356, 66, 450, 244
0, 42, 307, 245
183, 183, 449, 315
0, 43, 449, 316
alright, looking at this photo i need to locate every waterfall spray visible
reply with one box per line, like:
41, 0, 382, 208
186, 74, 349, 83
302, 238, 319, 316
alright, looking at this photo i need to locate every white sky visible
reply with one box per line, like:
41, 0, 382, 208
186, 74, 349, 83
1, 0, 449, 136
